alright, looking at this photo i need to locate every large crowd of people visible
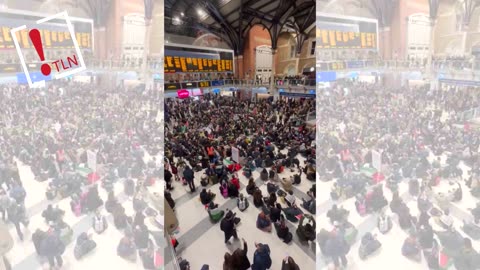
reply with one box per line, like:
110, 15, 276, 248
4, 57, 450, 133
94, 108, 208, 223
164, 94, 316, 269
317, 82, 480, 269
0, 82, 164, 270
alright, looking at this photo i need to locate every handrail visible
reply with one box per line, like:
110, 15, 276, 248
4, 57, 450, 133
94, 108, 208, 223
165, 234, 182, 270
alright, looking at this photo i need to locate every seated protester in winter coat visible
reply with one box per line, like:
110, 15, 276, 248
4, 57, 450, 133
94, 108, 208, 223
113, 206, 129, 230
260, 168, 268, 181
223, 239, 251, 270
263, 192, 277, 208
92, 210, 108, 234
401, 233, 421, 261
270, 203, 282, 223
134, 224, 150, 250
253, 189, 264, 208
280, 177, 293, 193
284, 190, 296, 207
251, 243, 272, 270
327, 204, 348, 224
269, 170, 279, 182
237, 194, 249, 212
398, 207, 415, 230
42, 204, 64, 224
231, 175, 240, 190
200, 189, 216, 205
227, 182, 239, 198
377, 212, 392, 234
274, 215, 291, 242
281, 256, 300, 270
105, 192, 120, 214
207, 202, 224, 222
256, 211, 272, 232
454, 238, 480, 270
417, 224, 434, 249
246, 158, 256, 171
255, 157, 263, 168
439, 209, 454, 229
117, 235, 137, 261
302, 196, 315, 214
139, 244, 160, 270
246, 178, 257, 195
220, 181, 229, 198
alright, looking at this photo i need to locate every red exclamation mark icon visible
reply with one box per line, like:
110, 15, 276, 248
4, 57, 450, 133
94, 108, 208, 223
29, 29, 51, 76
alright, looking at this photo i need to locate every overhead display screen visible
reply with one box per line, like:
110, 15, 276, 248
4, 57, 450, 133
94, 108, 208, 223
316, 13, 378, 50
165, 45, 234, 73
0, 10, 93, 50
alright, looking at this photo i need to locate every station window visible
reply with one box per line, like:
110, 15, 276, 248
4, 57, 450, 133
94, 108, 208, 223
310, 41, 316, 56
290, 45, 296, 58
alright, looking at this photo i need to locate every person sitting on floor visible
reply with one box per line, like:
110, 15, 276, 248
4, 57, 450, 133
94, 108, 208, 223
246, 178, 257, 195
207, 202, 224, 223
402, 232, 421, 262
263, 192, 277, 208
117, 234, 137, 262
227, 181, 239, 198
253, 188, 264, 208
274, 215, 292, 243
237, 193, 249, 212
270, 203, 282, 223
257, 211, 272, 232
200, 189, 216, 205
280, 177, 293, 193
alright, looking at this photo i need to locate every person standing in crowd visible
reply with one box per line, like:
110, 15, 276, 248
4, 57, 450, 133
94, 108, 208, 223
7, 203, 27, 241
183, 166, 195, 192
40, 229, 65, 269
220, 211, 238, 244
325, 231, 349, 269
251, 242, 272, 270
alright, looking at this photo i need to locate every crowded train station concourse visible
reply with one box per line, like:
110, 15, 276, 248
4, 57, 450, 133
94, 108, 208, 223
316, 0, 480, 270
0, 0, 164, 270
164, 0, 316, 269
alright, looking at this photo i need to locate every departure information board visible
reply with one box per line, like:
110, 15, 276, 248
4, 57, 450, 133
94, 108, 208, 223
0, 10, 93, 50
316, 13, 378, 50
165, 45, 234, 73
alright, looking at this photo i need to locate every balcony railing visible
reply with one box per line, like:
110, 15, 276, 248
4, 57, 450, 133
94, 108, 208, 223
461, 106, 480, 122
316, 59, 480, 72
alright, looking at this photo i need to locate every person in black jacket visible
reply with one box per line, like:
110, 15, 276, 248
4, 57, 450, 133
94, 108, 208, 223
40, 230, 65, 269
246, 178, 257, 195
133, 224, 150, 250
165, 190, 175, 209
165, 169, 173, 191
220, 211, 238, 244
281, 256, 300, 270
223, 238, 251, 270
418, 224, 434, 250
183, 166, 195, 192
325, 231, 349, 269
200, 189, 216, 205
269, 203, 282, 223
7, 203, 27, 241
